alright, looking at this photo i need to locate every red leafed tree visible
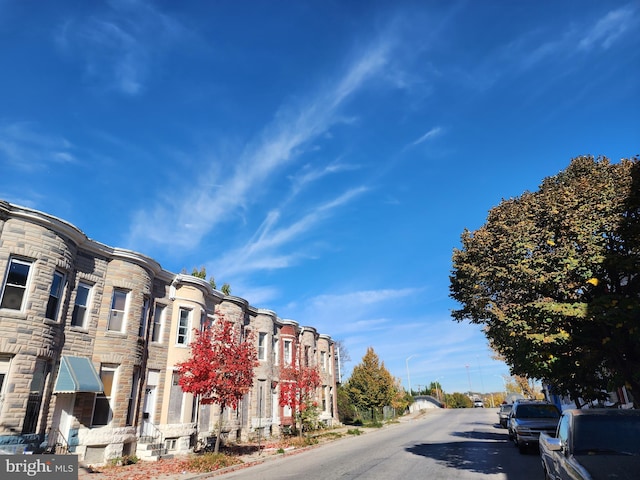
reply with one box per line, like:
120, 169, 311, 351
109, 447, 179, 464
279, 364, 322, 436
176, 315, 258, 453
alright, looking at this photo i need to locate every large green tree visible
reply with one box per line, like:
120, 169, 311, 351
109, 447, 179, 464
450, 156, 640, 406
345, 347, 400, 419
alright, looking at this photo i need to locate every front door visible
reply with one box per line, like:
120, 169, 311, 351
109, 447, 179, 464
142, 385, 157, 437
51, 394, 75, 450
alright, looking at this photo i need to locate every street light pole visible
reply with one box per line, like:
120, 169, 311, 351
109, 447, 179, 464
495, 374, 508, 399
406, 355, 417, 394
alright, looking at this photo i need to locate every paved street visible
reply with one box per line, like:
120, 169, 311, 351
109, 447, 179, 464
212, 408, 542, 479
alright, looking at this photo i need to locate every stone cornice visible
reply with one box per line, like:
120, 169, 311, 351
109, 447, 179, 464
4, 200, 173, 281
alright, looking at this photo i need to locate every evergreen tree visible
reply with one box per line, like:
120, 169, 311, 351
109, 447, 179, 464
346, 347, 400, 420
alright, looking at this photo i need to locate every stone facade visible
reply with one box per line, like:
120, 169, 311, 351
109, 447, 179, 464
0, 201, 339, 464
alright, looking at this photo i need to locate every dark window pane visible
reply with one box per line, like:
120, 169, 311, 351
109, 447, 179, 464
0, 285, 24, 309
7, 261, 30, 286
71, 305, 86, 327
92, 397, 111, 426
111, 290, 127, 310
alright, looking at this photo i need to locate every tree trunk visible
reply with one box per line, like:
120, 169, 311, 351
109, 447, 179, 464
569, 391, 583, 409
214, 404, 224, 454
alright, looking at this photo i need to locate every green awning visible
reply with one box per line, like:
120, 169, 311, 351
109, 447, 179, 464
53, 356, 103, 393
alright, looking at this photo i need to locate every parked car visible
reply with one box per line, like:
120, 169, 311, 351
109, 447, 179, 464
508, 400, 560, 453
540, 409, 640, 480
497, 403, 512, 428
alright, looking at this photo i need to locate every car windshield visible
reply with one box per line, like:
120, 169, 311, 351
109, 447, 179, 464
515, 404, 559, 419
573, 415, 640, 456
501, 405, 512, 413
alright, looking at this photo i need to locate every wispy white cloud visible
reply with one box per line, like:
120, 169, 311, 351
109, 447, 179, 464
578, 5, 637, 51
309, 288, 420, 308
0, 122, 77, 170
54, 0, 188, 95
463, 4, 637, 92
525, 5, 636, 66
214, 186, 369, 279
410, 126, 444, 147
127, 39, 392, 251
277, 286, 425, 336
288, 161, 360, 197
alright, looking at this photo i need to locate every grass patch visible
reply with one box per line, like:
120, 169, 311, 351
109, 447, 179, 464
107, 455, 139, 467
362, 420, 383, 428
347, 428, 363, 436
287, 436, 319, 448
316, 431, 343, 440
186, 452, 243, 473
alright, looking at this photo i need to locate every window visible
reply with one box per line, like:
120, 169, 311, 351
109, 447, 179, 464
199, 311, 208, 332
283, 340, 292, 365
126, 368, 140, 426
151, 305, 165, 343
22, 359, 50, 434
167, 372, 183, 423
138, 297, 150, 337
273, 338, 279, 366
321, 351, 327, 372
323, 386, 328, 412
45, 271, 65, 320
165, 438, 177, 451
258, 380, 266, 417
1, 258, 32, 310
557, 415, 569, 445
93, 365, 117, 426
107, 289, 128, 332
0, 355, 12, 404
304, 346, 310, 367
176, 308, 191, 345
71, 282, 92, 328
258, 332, 267, 361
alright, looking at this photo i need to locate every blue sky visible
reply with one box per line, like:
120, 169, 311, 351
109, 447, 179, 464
1, 0, 638, 395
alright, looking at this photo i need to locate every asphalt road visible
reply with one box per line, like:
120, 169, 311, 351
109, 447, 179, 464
213, 408, 543, 479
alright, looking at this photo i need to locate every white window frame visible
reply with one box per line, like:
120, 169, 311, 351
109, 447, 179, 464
138, 296, 150, 338
0, 355, 12, 406
273, 338, 279, 366
71, 282, 92, 328
283, 340, 292, 366
0, 258, 33, 311
151, 304, 165, 343
92, 365, 118, 426
107, 288, 128, 332
176, 308, 191, 345
258, 332, 267, 361
45, 270, 65, 321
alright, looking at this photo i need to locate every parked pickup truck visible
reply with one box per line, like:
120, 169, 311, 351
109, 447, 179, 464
539, 408, 640, 480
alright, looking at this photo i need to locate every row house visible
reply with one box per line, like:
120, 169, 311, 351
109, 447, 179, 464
0, 200, 338, 464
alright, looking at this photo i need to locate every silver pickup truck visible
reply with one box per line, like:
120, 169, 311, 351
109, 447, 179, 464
539, 408, 640, 480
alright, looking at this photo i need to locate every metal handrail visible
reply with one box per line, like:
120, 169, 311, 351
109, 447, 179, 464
139, 421, 165, 455
46, 427, 69, 454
